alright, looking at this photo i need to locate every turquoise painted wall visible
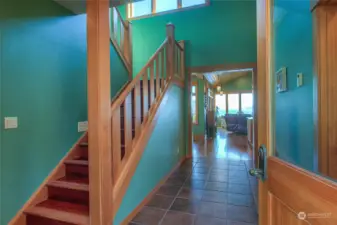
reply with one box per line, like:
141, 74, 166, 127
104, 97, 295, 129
221, 74, 253, 92
273, 0, 314, 171
119, 0, 257, 76
0, 0, 129, 223
192, 78, 205, 135
114, 84, 186, 224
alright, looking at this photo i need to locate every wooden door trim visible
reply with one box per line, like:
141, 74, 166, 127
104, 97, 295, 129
256, 0, 273, 224
268, 157, 337, 223
313, 5, 337, 179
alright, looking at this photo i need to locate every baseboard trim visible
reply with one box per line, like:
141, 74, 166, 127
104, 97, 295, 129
120, 157, 187, 225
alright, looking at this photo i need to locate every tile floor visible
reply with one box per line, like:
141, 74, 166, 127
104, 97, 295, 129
129, 130, 258, 225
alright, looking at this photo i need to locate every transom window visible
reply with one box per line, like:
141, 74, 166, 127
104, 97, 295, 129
128, 0, 209, 19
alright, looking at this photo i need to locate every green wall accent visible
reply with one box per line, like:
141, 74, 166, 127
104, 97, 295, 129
273, 0, 314, 171
113, 85, 186, 224
221, 74, 252, 92
192, 78, 205, 135
119, 0, 257, 77
0, 0, 129, 223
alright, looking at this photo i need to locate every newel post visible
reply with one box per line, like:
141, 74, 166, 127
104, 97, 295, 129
87, 0, 113, 224
166, 23, 175, 80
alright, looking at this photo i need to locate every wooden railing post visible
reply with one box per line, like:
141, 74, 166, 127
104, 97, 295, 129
166, 23, 175, 80
178, 41, 185, 79
87, 0, 112, 224
124, 21, 133, 77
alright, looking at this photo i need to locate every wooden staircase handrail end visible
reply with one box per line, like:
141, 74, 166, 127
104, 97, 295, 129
112, 79, 175, 218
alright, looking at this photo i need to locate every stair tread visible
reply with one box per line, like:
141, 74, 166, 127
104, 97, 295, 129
59, 176, 89, 184
48, 180, 89, 192
64, 159, 88, 166
25, 200, 89, 225
79, 142, 88, 147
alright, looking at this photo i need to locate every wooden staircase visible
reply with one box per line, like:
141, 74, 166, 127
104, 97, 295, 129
9, 6, 185, 225
24, 141, 90, 225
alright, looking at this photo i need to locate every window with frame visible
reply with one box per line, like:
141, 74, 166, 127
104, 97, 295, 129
216, 91, 253, 115
128, 0, 209, 19
241, 93, 253, 114
228, 94, 239, 114
191, 83, 198, 124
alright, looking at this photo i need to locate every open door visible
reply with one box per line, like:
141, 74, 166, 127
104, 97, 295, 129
254, 0, 337, 224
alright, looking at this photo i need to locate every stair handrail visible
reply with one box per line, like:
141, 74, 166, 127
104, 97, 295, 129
110, 6, 133, 76
111, 23, 181, 217
111, 38, 168, 111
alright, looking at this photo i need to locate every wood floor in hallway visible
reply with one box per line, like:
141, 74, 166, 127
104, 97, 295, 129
129, 130, 258, 225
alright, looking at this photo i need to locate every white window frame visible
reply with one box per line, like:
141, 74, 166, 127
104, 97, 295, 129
127, 0, 210, 20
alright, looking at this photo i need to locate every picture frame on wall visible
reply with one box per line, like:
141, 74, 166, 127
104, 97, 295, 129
276, 67, 287, 93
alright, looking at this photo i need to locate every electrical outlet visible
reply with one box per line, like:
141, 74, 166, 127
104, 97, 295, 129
78, 121, 88, 132
4, 117, 18, 129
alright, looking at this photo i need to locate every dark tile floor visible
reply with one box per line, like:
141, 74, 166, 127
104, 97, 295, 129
129, 130, 258, 225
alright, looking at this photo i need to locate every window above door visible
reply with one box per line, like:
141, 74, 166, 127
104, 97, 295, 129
127, 0, 210, 20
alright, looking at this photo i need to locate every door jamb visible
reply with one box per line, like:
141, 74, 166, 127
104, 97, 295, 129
256, 0, 273, 224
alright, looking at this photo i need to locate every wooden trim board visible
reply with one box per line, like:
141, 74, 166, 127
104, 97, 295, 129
8, 134, 88, 225
120, 157, 188, 225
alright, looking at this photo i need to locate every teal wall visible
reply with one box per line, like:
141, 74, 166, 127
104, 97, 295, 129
0, 0, 129, 223
192, 78, 205, 135
273, 1, 314, 171
221, 74, 253, 92
114, 84, 186, 224
119, 0, 257, 76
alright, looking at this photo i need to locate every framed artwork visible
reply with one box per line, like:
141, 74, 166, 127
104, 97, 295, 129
276, 67, 287, 93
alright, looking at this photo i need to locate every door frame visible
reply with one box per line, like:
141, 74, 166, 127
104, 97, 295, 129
256, 0, 274, 224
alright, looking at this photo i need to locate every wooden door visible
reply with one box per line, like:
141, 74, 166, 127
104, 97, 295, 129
256, 0, 337, 224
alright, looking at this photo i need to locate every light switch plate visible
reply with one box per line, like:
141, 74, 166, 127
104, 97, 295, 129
78, 121, 88, 132
4, 117, 18, 129
297, 73, 303, 87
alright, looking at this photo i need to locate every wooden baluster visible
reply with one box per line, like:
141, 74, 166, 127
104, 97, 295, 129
123, 93, 132, 159
180, 41, 185, 79
133, 82, 141, 139
124, 21, 132, 73
149, 62, 155, 105
161, 48, 165, 88
111, 108, 121, 182
156, 57, 160, 98
142, 73, 149, 122
120, 22, 124, 50
175, 45, 178, 77
113, 8, 118, 41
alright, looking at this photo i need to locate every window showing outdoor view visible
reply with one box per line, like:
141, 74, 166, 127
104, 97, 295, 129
215, 94, 226, 116
129, 0, 208, 18
241, 93, 253, 114
191, 85, 197, 124
228, 94, 239, 114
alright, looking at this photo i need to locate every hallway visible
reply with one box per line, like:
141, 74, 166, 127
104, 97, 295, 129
129, 130, 258, 225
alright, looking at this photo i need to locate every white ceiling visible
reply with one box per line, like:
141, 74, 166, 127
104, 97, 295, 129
201, 69, 251, 86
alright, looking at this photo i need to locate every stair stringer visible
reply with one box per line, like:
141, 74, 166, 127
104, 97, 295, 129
112, 76, 184, 217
